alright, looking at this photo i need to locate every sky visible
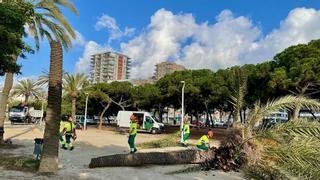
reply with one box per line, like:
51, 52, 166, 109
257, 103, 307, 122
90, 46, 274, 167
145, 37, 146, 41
2, 0, 320, 84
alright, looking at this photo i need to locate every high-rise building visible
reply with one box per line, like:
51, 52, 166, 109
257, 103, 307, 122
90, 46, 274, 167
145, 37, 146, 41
90, 52, 130, 83
154, 62, 186, 80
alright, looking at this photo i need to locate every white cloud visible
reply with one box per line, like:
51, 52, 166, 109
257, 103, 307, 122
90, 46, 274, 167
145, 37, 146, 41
120, 8, 320, 79
243, 7, 320, 63
181, 9, 261, 69
121, 8, 197, 78
95, 14, 135, 43
74, 41, 112, 74
73, 31, 86, 46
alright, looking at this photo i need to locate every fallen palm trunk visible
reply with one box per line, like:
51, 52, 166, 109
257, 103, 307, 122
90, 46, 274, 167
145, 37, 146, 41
89, 149, 215, 168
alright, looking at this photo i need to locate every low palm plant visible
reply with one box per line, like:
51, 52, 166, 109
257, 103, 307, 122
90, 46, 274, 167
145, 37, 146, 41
62, 73, 87, 122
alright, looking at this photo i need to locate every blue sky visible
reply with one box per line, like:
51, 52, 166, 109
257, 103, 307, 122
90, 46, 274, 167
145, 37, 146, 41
4, 0, 320, 83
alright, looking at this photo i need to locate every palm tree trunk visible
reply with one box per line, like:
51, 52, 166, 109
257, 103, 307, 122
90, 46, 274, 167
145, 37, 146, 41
38, 41, 63, 174
99, 101, 112, 129
25, 94, 29, 104
0, 72, 14, 144
71, 97, 76, 123
89, 149, 216, 168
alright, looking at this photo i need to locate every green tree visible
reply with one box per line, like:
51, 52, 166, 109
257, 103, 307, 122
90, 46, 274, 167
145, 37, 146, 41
84, 83, 111, 129
63, 73, 88, 122
0, 1, 33, 75
0, 0, 33, 144
12, 79, 43, 104
132, 84, 161, 112
271, 40, 320, 119
107, 81, 133, 110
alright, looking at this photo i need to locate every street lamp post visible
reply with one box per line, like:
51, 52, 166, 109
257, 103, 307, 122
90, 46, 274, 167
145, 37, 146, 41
180, 81, 185, 143
84, 93, 89, 130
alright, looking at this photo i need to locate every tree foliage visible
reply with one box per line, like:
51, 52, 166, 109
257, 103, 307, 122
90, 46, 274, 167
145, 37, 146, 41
0, 1, 34, 75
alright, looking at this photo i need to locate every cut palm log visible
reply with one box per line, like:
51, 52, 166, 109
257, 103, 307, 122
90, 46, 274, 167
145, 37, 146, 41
89, 149, 215, 168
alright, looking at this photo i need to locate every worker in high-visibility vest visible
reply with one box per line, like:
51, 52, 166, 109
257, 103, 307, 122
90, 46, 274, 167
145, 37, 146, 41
59, 116, 68, 148
182, 116, 190, 146
128, 114, 138, 153
196, 130, 213, 151
61, 116, 77, 150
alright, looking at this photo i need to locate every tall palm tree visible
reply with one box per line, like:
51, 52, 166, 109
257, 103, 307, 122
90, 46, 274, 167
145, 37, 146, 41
63, 73, 87, 122
12, 79, 43, 103
25, 0, 78, 174
0, 0, 77, 148
36, 69, 66, 87
36, 70, 50, 87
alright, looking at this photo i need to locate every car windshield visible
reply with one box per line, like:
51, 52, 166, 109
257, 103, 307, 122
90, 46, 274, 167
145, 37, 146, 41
10, 108, 23, 112
152, 116, 160, 122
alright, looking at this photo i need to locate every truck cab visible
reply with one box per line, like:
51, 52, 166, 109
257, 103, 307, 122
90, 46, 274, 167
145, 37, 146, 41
9, 106, 28, 124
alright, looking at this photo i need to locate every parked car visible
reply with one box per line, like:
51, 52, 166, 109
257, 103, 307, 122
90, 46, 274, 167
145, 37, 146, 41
191, 120, 206, 127
75, 115, 96, 124
213, 121, 226, 127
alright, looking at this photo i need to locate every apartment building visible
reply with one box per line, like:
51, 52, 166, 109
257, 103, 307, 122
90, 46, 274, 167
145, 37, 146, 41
154, 62, 186, 80
90, 52, 130, 83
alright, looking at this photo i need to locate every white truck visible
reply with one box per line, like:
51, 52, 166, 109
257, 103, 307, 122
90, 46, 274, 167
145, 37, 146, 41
116, 111, 164, 134
9, 105, 43, 124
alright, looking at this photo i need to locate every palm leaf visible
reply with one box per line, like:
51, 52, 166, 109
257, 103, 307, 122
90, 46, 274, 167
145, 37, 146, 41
247, 96, 320, 130
258, 120, 320, 179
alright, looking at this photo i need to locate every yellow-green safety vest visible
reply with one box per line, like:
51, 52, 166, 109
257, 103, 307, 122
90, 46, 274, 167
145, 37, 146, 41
60, 121, 67, 133
64, 122, 75, 135
196, 135, 209, 146
130, 122, 137, 135
183, 124, 190, 134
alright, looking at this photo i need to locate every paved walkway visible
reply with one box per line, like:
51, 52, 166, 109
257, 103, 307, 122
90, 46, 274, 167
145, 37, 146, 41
0, 122, 244, 180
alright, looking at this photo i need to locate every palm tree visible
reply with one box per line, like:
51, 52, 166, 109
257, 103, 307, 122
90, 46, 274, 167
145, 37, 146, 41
36, 69, 67, 87
0, 0, 77, 148
63, 73, 87, 122
12, 79, 43, 104
25, 0, 77, 174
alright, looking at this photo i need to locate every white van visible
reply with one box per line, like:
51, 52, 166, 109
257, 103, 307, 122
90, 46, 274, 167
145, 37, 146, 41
116, 111, 164, 134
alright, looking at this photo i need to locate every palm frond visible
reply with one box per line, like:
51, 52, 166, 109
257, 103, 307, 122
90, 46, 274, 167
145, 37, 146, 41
51, 0, 78, 15
12, 79, 43, 103
247, 96, 320, 130
256, 120, 320, 179
25, 0, 77, 50
62, 73, 88, 98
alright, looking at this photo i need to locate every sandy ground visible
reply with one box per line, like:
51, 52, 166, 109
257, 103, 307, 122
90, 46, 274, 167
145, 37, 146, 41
0, 121, 244, 180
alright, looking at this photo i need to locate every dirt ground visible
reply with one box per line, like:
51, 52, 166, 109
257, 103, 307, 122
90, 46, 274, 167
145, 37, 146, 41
0, 121, 244, 180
